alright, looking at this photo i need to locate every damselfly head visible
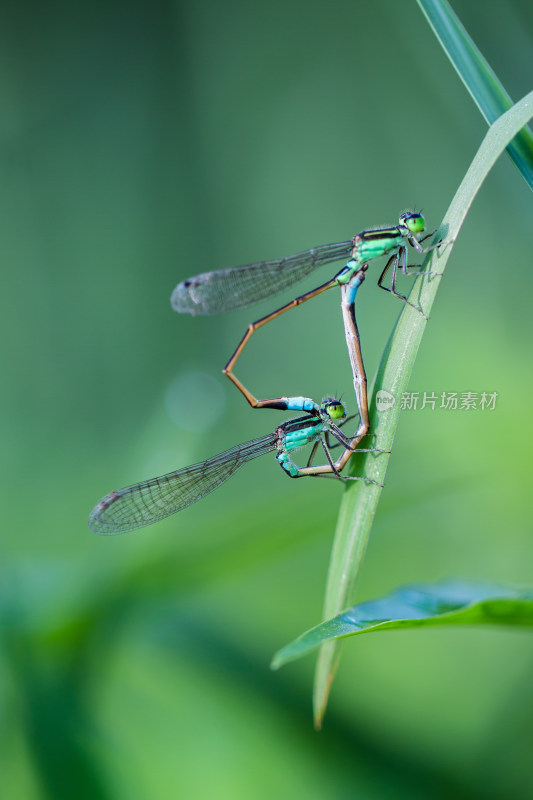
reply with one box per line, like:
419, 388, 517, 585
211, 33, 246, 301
322, 397, 346, 420
399, 211, 425, 235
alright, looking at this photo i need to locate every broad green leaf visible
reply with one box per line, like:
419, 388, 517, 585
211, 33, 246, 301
418, 0, 533, 189
273, 581, 533, 669
313, 91, 533, 728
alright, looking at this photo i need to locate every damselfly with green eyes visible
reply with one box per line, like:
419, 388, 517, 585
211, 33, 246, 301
171, 212, 441, 409
88, 397, 382, 535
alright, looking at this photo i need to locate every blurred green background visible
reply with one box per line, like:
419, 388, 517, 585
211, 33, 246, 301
2, 1, 533, 797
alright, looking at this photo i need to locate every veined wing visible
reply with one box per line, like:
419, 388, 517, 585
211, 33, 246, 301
89, 433, 277, 535
171, 240, 353, 315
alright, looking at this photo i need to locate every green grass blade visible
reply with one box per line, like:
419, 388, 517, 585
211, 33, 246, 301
312, 90, 533, 729
418, 0, 533, 189
273, 581, 533, 668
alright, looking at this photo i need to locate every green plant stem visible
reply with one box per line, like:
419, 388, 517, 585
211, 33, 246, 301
313, 90, 533, 729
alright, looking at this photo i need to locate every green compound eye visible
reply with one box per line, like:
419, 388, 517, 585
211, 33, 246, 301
326, 400, 345, 420
400, 211, 425, 235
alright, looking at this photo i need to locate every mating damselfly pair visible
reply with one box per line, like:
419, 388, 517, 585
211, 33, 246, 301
89, 212, 440, 534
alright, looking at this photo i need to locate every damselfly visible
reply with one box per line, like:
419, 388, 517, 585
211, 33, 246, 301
88, 396, 379, 535
171, 212, 440, 408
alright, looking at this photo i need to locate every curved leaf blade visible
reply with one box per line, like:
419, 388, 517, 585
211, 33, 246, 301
418, 0, 533, 189
273, 581, 533, 669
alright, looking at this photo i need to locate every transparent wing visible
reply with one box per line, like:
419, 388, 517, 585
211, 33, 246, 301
89, 433, 278, 535
171, 240, 353, 315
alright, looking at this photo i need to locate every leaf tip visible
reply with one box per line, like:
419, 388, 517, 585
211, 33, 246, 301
269, 654, 282, 671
